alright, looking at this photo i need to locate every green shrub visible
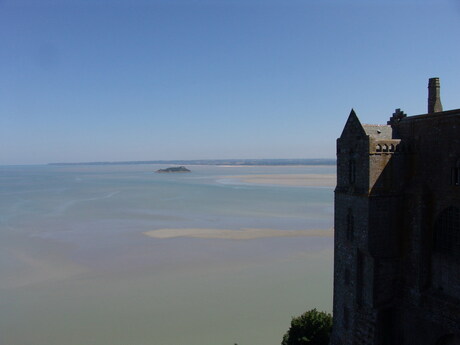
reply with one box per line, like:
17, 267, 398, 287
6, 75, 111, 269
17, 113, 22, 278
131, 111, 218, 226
281, 308, 332, 345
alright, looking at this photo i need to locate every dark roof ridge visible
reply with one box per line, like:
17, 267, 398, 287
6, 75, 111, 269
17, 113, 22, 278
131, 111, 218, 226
404, 108, 460, 120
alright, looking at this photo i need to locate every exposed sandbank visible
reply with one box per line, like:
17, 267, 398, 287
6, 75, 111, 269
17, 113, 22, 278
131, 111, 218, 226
223, 174, 336, 187
144, 228, 334, 240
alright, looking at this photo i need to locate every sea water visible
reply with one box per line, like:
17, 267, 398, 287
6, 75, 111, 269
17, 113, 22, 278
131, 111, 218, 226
0, 164, 334, 345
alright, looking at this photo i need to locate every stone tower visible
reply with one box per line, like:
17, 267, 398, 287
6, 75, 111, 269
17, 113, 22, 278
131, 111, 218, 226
331, 79, 460, 345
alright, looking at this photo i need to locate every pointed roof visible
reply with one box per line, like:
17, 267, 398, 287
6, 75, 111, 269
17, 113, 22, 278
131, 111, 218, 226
339, 109, 367, 139
340, 109, 394, 140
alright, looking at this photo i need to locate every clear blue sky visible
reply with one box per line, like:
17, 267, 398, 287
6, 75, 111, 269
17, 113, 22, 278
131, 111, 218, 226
1, 0, 460, 165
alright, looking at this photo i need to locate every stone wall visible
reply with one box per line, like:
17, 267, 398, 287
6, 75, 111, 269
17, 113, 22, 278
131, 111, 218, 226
331, 101, 460, 345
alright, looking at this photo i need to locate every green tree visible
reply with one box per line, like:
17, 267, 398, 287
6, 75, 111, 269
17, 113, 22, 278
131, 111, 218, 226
281, 308, 332, 345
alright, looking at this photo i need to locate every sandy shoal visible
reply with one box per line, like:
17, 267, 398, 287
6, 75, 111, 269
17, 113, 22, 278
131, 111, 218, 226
144, 228, 334, 240
223, 174, 336, 187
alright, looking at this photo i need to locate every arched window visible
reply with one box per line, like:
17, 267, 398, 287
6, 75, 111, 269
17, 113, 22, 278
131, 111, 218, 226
382, 144, 388, 152
346, 208, 354, 241
348, 159, 356, 184
389, 144, 395, 152
356, 251, 364, 306
376, 144, 382, 152
343, 307, 350, 330
452, 159, 460, 186
433, 206, 460, 260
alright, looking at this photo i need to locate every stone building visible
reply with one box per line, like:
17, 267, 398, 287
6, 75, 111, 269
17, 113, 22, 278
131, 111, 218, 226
331, 78, 460, 345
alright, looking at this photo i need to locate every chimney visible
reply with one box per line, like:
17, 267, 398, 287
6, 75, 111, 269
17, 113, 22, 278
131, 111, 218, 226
428, 77, 443, 113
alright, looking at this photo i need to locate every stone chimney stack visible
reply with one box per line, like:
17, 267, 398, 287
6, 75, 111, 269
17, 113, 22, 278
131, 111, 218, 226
428, 77, 443, 113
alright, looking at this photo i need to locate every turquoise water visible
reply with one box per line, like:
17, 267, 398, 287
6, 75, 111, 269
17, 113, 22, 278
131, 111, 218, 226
0, 164, 334, 345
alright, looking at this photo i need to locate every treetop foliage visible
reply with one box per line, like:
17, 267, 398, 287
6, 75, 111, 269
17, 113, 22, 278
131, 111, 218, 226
281, 308, 332, 345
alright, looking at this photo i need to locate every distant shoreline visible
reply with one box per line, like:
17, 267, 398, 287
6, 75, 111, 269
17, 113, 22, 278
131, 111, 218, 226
48, 158, 336, 166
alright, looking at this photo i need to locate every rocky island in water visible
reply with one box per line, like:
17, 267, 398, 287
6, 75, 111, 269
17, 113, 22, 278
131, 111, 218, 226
156, 166, 191, 173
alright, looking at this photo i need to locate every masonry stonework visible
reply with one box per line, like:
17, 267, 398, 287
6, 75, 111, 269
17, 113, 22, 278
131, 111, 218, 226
331, 78, 460, 345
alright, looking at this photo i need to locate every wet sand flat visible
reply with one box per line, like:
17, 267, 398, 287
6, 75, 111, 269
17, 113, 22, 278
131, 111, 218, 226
1, 164, 335, 345
224, 174, 336, 187
144, 228, 334, 240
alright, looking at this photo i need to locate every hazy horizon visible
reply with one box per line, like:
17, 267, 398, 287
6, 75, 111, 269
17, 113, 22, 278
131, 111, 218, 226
3, 157, 337, 166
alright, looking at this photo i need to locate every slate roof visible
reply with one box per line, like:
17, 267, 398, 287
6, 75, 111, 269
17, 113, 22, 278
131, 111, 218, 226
362, 124, 393, 139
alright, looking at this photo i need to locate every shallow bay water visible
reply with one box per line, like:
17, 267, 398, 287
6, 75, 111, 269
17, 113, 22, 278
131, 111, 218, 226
0, 164, 334, 345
